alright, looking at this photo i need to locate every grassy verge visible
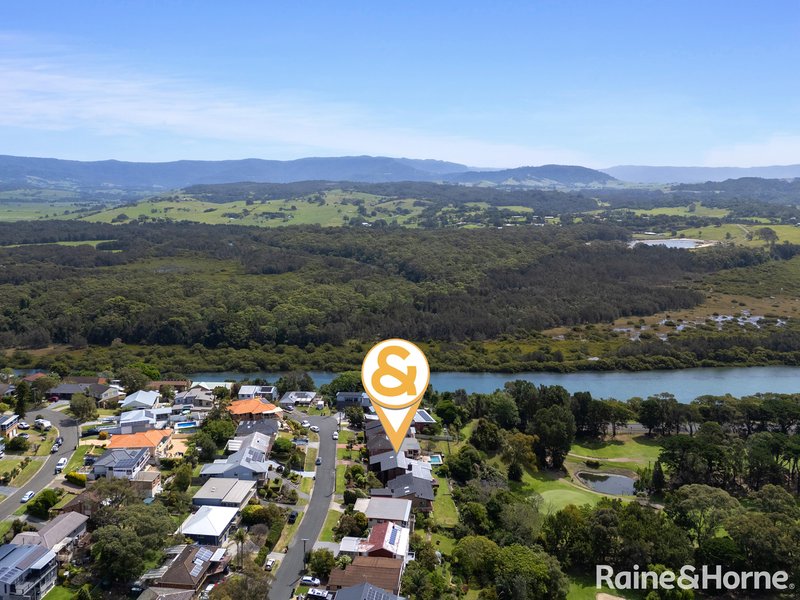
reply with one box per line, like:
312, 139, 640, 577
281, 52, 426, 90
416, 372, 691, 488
335, 464, 347, 494
64, 445, 90, 474
318, 510, 341, 543
12, 459, 43, 487
52, 493, 77, 510
44, 585, 75, 600
0, 520, 13, 539
304, 446, 318, 471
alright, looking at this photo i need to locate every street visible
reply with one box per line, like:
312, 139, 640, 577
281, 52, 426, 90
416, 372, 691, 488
270, 412, 338, 600
0, 406, 78, 520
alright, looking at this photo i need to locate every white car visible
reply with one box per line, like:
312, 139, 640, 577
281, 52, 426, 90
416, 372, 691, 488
332, 431, 339, 440
300, 576, 321, 586
300, 420, 311, 428
20, 490, 35, 503
17, 421, 29, 430
309, 425, 320, 433
306, 589, 328, 598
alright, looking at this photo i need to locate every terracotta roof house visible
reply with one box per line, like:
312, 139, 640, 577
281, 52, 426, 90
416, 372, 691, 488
22, 373, 47, 383
107, 429, 173, 458
63, 376, 108, 385
52, 489, 101, 518
338, 522, 410, 561
327, 556, 404, 595
226, 399, 282, 422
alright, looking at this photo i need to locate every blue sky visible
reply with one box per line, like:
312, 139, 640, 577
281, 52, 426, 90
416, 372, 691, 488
1, 1, 799, 167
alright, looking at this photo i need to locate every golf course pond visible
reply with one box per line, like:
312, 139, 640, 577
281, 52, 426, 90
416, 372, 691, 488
577, 471, 637, 496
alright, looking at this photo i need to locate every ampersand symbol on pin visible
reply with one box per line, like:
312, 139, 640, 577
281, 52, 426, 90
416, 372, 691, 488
371, 345, 417, 396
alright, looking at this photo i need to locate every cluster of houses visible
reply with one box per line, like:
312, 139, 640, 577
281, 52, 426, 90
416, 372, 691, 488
295, 393, 442, 599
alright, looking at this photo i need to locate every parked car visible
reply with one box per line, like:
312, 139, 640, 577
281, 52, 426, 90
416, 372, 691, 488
83, 456, 96, 466
332, 431, 339, 440
309, 425, 320, 433
265, 558, 276, 571
20, 491, 34, 503
82, 428, 99, 437
55, 457, 68, 473
19, 433, 30, 440
55, 436, 64, 445
306, 589, 328, 598
288, 511, 299, 524
283, 405, 294, 412
315, 456, 322, 466
50, 443, 60, 453
300, 420, 311, 428
300, 576, 321, 586
17, 421, 29, 430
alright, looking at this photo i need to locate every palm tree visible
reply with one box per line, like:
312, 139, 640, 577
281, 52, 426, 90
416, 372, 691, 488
232, 527, 248, 570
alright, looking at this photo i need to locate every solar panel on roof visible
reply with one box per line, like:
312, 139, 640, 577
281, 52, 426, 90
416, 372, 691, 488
189, 563, 204, 578
195, 548, 213, 562
388, 527, 398, 545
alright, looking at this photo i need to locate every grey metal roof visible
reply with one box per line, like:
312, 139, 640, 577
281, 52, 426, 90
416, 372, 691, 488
0, 544, 56, 584
373, 473, 435, 501
334, 583, 403, 600
11, 512, 88, 550
193, 478, 255, 504
95, 448, 149, 469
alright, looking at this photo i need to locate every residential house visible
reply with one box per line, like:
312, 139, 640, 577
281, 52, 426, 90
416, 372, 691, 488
338, 523, 410, 562
47, 383, 90, 402
326, 556, 404, 596
22, 373, 47, 384
121, 390, 161, 410
332, 583, 402, 600
146, 380, 191, 393
352, 498, 412, 529
234, 419, 279, 439
364, 420, 414, 443
178, 507, 238, 546
131, 471, 163, 499
0, 384, 13, 400
92, 448, 150, 480
279, 391, 316, 409
371, 473, 435, 512
368, 451, 433, 485
107, 429, 173, 460
11, 512, 89, 565
335, 392, 371, 412
47, 383, 119, 406
226, 399, 282, 422
136, 588, 194, 600
192, 478, 256, 510
200, 432, 277, 482
0, 415, 19, 440
173, 388, 215, 410
52, 489, 101, 519
366, 435, 420, 459
0, 544, 57, 600
237, 385, 278, 402
190, 382, 232, 394
118, 408, 173, 433
62, 376, 108, 385
154, 545, 228, 591
411, 409, 438, 433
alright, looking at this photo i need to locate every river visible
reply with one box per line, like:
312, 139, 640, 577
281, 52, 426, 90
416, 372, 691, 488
186, 365, 800, 403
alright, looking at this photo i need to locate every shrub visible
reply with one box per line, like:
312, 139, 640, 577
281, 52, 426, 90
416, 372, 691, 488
98, 431, 108, 440
585, 459, 601, 469
65, 471, 87, 487
6, 437, 29, 452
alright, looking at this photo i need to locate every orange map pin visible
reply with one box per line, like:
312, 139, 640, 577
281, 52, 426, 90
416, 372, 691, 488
361, 339, 430, 452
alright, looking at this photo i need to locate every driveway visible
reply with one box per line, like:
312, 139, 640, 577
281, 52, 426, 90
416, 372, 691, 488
270, 412, 338, 600
0, 406, 79, 520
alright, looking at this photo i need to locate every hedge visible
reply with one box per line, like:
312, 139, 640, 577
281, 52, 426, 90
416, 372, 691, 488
65, 471, 87, 487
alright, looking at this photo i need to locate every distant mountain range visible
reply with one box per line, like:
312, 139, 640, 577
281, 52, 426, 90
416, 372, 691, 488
0, 154, 614, 190
603, 164, 800, 184
1, 154, 798, 191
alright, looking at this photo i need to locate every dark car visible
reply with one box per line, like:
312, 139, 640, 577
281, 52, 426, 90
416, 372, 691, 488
81, 428, 99, 437
84, 456, 96, 466
283, 405, 294, 412
55, 436, 64, 445
288, 511, 298, 524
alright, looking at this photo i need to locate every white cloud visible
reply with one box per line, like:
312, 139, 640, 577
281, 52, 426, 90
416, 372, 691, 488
0, 37, 588, 167
704, 134, 800, 167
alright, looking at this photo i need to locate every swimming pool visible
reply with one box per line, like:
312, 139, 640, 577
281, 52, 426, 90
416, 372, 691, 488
429, 454, 443, 465
174, 421, 198, 431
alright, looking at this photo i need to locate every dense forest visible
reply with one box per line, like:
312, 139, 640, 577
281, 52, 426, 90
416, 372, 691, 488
1, 218, 798, 374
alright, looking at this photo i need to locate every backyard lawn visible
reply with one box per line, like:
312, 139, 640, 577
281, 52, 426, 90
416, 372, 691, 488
432, 474, 458, 527
64, 445, 90, 474
44, 585, 75, 600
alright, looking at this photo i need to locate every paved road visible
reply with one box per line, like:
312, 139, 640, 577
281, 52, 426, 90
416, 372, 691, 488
0, 407, 79, 520
271, 412, 338, 600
